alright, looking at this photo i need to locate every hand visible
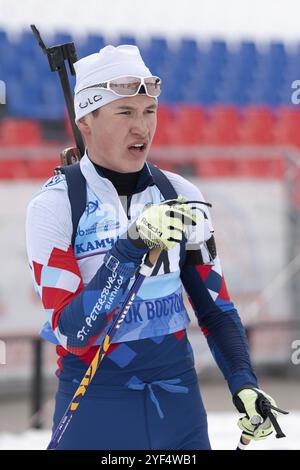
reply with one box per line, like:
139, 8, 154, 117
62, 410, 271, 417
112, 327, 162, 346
233, 387, 288, 441
129, 196, 197, 251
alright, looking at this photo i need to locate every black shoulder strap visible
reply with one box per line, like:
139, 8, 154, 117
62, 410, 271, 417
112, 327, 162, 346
148, 162, 178, 200
63, 162, 178, 249
62, 163, 87, 249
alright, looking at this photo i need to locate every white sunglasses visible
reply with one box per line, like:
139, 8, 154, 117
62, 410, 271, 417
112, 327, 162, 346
76, 75, 162, 98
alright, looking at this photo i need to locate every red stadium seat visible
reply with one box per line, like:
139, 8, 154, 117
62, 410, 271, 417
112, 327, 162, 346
65, 113, 73, 141
201, 106, 241, 145
0, 158, 58, 179
239, 107, 275, 145
167, 105, 206, 145
195, 156, 284, 178
152, 105, 175, 146
274, 107, 300, 147
0, 118, 42, 146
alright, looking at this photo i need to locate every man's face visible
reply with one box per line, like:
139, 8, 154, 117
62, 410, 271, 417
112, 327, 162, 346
80, 95, 157, 173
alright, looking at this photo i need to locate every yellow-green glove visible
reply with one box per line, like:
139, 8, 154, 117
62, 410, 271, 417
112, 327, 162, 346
233, 387, 288, 441
134, 196, 197, 250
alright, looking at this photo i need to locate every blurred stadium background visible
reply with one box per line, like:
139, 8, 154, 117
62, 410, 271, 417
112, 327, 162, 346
0, 0, 299, 449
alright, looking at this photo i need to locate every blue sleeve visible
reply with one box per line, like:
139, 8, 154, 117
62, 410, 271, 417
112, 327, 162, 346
55, 236, 148, 355
180, 260, 258, 395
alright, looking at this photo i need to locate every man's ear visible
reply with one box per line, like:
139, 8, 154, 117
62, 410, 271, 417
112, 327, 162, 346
77, 116, 91, 137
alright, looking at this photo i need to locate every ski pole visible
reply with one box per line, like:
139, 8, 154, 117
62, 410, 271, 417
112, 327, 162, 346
236, 435, 251, 450
47, 247, 161, 450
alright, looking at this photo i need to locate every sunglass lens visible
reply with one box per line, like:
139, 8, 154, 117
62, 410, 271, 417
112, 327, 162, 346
109, 77, 141, 96
144, 77, 161, 97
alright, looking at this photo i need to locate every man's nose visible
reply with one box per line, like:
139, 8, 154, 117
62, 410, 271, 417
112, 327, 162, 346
130, 115, 148, 136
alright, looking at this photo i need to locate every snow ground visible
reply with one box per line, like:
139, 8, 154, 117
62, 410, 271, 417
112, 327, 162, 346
0, 411, 298, 450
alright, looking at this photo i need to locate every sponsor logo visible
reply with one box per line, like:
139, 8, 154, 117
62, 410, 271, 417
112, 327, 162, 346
98, 220, 120, 232
77, 272, 124, 342
85, 200, 99, 216
79, 95, 102, 109
141, 217, 163, 237
45, 174, 64, 187
77, 222, 98, 237
75, 237, 115, 255
77, 220, 120, 238
123, 292, 186, 324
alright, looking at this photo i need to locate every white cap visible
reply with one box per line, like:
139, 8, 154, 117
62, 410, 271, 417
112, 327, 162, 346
74, 44, 152, 121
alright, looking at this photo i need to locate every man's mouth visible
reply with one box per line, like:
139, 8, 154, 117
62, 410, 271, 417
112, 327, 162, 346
128, 143, 147, 154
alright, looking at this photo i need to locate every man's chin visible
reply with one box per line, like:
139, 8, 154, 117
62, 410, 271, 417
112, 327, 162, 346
124, 150, 148, 172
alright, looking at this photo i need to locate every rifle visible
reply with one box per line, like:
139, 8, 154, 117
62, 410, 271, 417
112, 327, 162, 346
31, 24, 84, 168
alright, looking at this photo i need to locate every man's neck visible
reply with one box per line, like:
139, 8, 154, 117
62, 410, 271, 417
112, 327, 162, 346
92, 161, 142, 196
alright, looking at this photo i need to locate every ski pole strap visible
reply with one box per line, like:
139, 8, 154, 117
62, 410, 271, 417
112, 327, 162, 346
256, 396, 289, 439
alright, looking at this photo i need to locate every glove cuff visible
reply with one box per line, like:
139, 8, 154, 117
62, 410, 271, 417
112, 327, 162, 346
127, 222, 150, 250
232, 385, 258, 413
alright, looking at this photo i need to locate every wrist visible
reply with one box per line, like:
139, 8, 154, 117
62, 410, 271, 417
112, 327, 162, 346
228, 371, 259, 396
233, 385, 259, 397
111, 225, 149, 268
127, 222, 150, 250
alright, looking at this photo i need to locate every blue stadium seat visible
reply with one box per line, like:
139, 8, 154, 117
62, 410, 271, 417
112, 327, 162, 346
0, 43, 21, 76
14, 30, 40, 59
216, 80, 251, 106
149, 36, 168, 53
284, 53, 300, 79
76, 34, 105, 58
182, 78, 217, 105
177, 38, 200, 62
41, 78, 65, 119
208, 40, 228, 66
1, 35, 299, 112
160, 79, 184, 104
53, 32, 73, 46
143, 36, 169, 68
256, 43, 287, 83
269, 42, 287, 65
223, 52, 256, 86
239, 41, 258, 63
0, 29, 8, 46
6, 78, 42, 117
195, 88, 217, 105
249, 82, 282, 106
117, 35, 137, 46
41, 77, 62, 102
20, 62, 41, 83
165, 56, 194, 82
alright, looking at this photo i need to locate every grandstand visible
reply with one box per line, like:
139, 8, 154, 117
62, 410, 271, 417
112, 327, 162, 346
1, 33, 300, 170
0, 34, 300, 115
